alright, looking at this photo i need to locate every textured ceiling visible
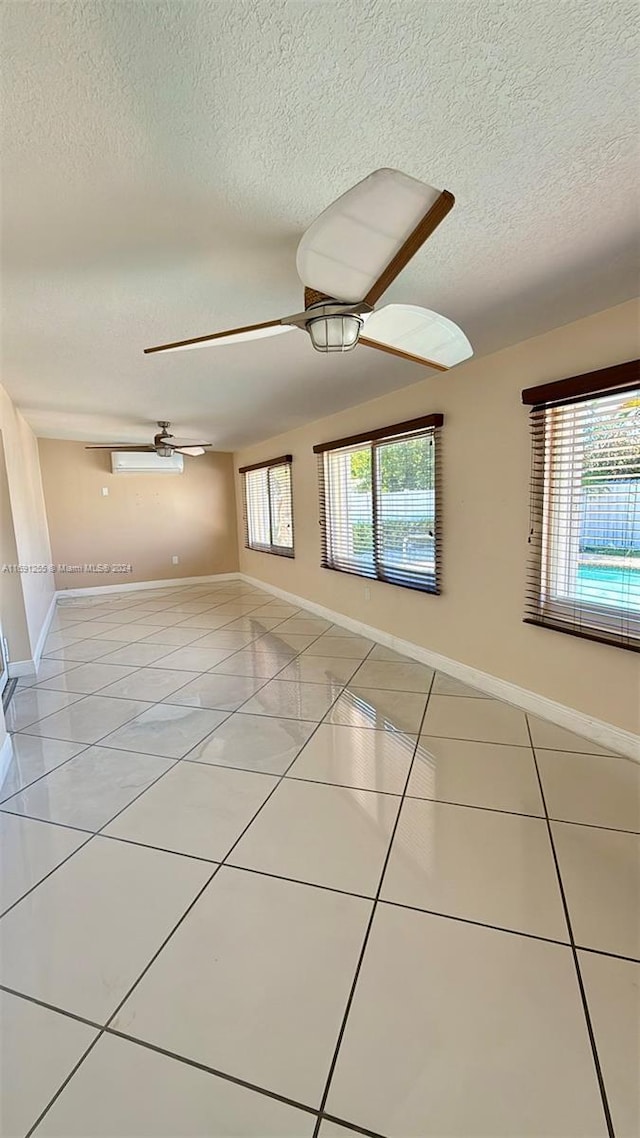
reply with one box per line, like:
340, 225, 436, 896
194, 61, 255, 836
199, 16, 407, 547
2, 0, 638, 449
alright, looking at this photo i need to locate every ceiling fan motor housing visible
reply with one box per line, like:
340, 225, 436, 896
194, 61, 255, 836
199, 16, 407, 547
155, 421, 174, 456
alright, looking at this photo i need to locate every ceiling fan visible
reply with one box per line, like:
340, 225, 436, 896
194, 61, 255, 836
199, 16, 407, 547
85, 422, 213, 457
144, 168, 472, 371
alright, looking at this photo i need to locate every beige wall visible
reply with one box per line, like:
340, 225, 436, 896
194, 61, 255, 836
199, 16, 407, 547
39, 441, 239, 590
0, 383, 55, 659
236, 299, 640, 736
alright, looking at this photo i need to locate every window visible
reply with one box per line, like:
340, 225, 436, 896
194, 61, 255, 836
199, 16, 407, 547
314, 414, 442, 593
239, 455, 294, 557
523, 360, 639, 651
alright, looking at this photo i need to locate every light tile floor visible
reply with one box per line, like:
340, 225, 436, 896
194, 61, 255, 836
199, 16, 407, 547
1, 580, 638, 1138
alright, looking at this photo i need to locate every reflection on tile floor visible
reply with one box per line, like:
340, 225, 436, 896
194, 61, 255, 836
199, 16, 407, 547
1, 580, 637, 1137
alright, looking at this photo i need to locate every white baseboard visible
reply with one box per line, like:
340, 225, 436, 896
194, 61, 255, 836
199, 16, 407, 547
8, 659, 36, 678
239, 574, 640, 763
55, 572, 241, 599
0, 733, 14, 792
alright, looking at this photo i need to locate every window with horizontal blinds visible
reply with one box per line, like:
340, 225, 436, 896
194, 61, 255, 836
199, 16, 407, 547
315, 415, 442, 593
239, 456, 294, 557
524, 361, 639, 651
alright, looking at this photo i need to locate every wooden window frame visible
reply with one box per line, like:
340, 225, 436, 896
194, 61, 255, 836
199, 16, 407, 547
523, 360, 640, 652
314, 415, 443, 595
239, 455, 294, 559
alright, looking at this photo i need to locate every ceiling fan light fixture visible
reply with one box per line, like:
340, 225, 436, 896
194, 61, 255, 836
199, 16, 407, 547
306, 312, 363, 353
157, 445, 173, 457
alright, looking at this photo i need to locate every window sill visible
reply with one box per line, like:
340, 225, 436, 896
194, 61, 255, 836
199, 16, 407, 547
321, 562, 439, 596
523, 616, 639, 653
246, 544, 295, 559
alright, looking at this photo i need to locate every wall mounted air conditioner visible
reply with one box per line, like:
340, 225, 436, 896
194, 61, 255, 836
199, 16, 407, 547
111, 452, 184, 475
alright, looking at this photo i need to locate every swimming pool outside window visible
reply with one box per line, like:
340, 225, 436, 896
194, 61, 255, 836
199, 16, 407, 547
523, 361, 639, 650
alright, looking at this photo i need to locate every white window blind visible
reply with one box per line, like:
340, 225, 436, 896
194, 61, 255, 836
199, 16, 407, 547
240, 455, 294, 558
315, 415, 442, 594
523, 362, 639, 651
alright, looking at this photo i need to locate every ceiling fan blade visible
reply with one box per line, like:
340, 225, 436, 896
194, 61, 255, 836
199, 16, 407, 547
359, 304, 473, 370
85, 445, 157, 451
144, 319, 294, 355
361, 190, 454, 307
296, 169, 452, 305
163, 438, 212, 448
174, 447, 206, 457
359, 338, 449, 372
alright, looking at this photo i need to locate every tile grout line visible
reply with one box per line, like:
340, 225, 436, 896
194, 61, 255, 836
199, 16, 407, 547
22, 606, 336, 743
5, 625, 349, 819
0, 984, 103, 1032
5, 971, 382, 1138
50, 596, 347, 661
34, 596, 296, 673
3, 605, 281, 914
525, 712, 616, 1138
6, 589, 628, 1134
100, 636, 364, 1000
0, 719, 232, 795
30, 656, 233, 705
8, 750, 636, 835
573, 943, 640, 965
311, 669, 437, 1137
0, 740, 95, 806
55, 593, 296, 633
0, 828, 95, 922
21, 614, 365, 1132
0, 987, 376, 1136
4, 796, 638, 965
22, 864, 223, 1137
30, 603, 622, 752
319, 1115, 388, 1138
5, 644, 635, 953
24, 1033, 105, 1138
18, 675, 454, 706
378, 897, 575, 948
0, 809, 94, 837
168, 621, 373, 729
5, 809, 637, 964
2, 600, 294, 905
17, 628, 359, 1133
0, 750, 187, 920
103, 1029, 321, 1122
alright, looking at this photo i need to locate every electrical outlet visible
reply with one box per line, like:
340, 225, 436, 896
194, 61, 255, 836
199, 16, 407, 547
101, 487, 109, 496
364, 586, 371, 601
172, 555, 179, 565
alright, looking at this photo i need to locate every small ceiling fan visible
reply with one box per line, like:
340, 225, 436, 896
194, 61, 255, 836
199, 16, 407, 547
144, 168, 472, 371
85, 422, 213, 457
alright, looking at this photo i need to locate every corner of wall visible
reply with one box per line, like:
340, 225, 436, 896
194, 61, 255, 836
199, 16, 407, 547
0, 385, 56, 673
